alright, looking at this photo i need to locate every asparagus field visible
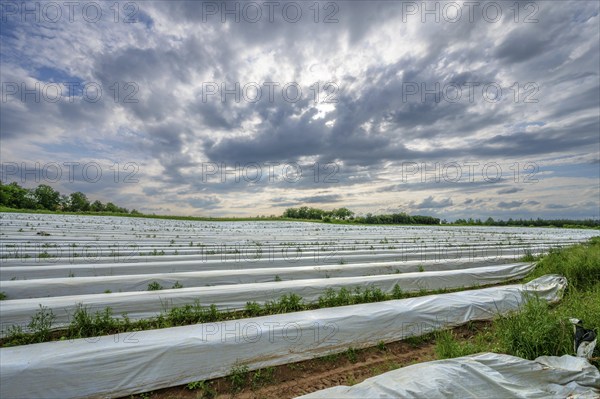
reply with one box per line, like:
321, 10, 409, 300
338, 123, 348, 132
0, 212, 598, 398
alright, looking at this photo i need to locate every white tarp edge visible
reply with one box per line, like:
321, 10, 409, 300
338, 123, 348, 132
296, 353, 600, 399
0, 262, 535, 332
0, 275, 566, 399
1, 257, 528, 299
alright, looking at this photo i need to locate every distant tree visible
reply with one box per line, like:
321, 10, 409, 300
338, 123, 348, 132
334, 207, 354, 220
0, 181, 7, 206
59, 194, 70, 210
0, 181, 36, 209
307, 207, 324, 220
105, 202, 119, 212
297, 206, 309, 219
33, 184, 61, 210
283, 208, 298, 218
69, 192, 90, 212
90, 200, 105, 212
0, 182, 136, 215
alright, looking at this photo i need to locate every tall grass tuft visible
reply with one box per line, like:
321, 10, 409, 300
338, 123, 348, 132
435, 330, 481, 359
527, 237, 600, 291
494, 295, 571, 360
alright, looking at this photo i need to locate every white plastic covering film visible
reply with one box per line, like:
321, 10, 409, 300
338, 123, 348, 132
0, 275, 567, 399
2, 257, 529, 299
2, 213, 596, 247
0, 247, 545, 279
296, 353, 600, 399
2, 212, 597, 271
1, 244, 553, 269
0, 262, 535, 333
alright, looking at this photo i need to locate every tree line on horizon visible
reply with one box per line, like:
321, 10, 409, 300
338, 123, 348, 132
282, 206, 599, 228
0, 181, 135, 214
283, 206, 440, 225
452, 217, 599, 228
1, 182, 597, 228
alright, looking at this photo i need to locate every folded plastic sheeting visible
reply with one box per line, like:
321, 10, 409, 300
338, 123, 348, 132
0, 262, 535, 333
1, 257, 528, 299
0, 275, 566, 399
297, 353, 600, 399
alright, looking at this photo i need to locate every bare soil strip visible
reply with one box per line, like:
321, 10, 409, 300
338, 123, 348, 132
134, 322, 488, 399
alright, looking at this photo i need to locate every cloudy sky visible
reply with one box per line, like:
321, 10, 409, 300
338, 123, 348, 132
1, 0, 598, 219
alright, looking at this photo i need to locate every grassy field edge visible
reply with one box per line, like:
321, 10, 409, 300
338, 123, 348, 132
435, 236, 600, 366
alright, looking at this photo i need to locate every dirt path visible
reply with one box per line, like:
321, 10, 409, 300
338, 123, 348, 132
133, 322, 487, 399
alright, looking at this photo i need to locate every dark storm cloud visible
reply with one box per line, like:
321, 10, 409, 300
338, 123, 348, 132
497, 187, 524, 195
301, 194, 342, 204
186, 196, 221, 209
498, 201, 524, 209
494, 29, 553, 64
497, 200, 540, 209
546, 204, 570, 209
379, 177, 507, 195
270, 197, 299, 207
470, 117, 600, 158
415, 196, 453, 209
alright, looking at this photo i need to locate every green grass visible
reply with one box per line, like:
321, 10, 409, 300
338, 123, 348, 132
435, 330, 482, 359
251, 367, 275, 389
317, 286, 394, 307
147, 281, 163, 291
519, 250, 539, 262
493, 295, 572, 359
435, 237, 600, 364
4, 305, 57, 345
525, 237, 600, 290
228, 364, 249, 392
345, 347, 358, 363
186, 380, 216, 398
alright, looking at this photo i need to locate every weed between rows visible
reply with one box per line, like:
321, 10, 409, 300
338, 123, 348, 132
136, 332, 424, 397
1, 283, 451, 347
181, 363, 276, 398
186, 380, 217, 398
